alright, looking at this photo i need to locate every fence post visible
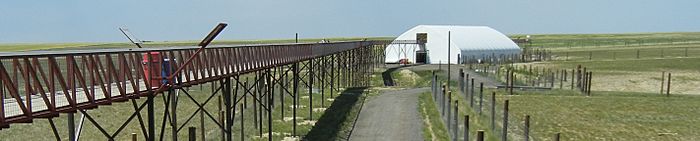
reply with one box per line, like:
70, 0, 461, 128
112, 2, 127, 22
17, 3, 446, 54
453, 100, 459, 141
478, 82, 484, 114
477, 130, 485, 141
465, 73, 470, 103
432, 70, 436, 99
554, 132, 561, 141
503, 100, 509, 141
525, 115, 530, 141
506, 69, 510, 84
660, 71, 665, 95
470, 78, 475, 107
667, 73, 671, 96
551, 72, 555, 88
464, 115, 470, 141
490, 92, 496, 130
442, 84, 446, 116
588, 72, 593, 96
510, 73, 515, 95
447, 91, 452, 124
570, 69, 575, 90
460, 69, 464, 92
189, 127, 196, 141
560, 70, 564, 89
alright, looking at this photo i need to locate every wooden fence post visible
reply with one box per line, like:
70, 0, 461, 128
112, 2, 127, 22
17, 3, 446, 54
464, 115, 470, 141
525, 115, 530, 141
477, 130, 485, 141
442, 84, 446, 116
470, 78, 475, 107
465, 73, 470, 103
560, 70, 564, 89
479, 83, 484, 114
551, 72, 555, 88
490, 92, 496, 130
660, 71, 665, 95
570, 69, 575, 90
667, 73, 671, 96
453, 100, 459, 141
512, 74, 517, 95
447, 91, 452, 125
502, 100, 509, 141
588, 72, 593, 96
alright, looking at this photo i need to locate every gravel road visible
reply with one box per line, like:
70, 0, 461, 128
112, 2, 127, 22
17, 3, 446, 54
348, 88, 429, 141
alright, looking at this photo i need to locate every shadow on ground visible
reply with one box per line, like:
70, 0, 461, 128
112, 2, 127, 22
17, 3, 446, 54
304, 87, 368, 141
382, 64, 423, 86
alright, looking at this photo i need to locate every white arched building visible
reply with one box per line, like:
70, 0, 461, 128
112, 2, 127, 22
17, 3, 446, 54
385, 25, 521, 64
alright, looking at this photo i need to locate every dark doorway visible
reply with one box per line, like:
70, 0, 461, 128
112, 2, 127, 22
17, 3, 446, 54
415, 51, 427, 64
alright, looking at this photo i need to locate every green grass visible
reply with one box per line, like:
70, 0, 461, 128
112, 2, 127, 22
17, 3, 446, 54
410, 69, 500, 141
507, 32, 700, 94
548, 57, 700, 72
418, 92, 450, 141
499, 90, 700, 141
0, 43, 100, 52
499, 32, 700, 140
510, 32, 700, 48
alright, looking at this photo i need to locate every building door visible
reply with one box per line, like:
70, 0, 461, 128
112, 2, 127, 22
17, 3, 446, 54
416, 51, 427, 64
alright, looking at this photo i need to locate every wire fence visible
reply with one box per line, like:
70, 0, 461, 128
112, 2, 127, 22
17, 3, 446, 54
430, 68, 552, 141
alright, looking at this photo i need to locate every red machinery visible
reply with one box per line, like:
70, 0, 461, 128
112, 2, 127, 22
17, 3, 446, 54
143, 52, 162, 88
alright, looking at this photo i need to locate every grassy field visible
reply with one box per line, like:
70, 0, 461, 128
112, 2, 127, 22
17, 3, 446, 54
498, 90, 700, 141
508, 32, 700, 94
482, 32, 700, 140
510, 32, 700, 48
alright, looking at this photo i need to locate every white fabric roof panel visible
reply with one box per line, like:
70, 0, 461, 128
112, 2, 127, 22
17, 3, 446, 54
385, 25, 521, 64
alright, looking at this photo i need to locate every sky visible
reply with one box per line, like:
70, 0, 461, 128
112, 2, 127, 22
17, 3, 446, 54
1, 0, 699, 43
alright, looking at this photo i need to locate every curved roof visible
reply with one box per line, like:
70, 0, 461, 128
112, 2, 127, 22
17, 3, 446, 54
386, 25, 521, 64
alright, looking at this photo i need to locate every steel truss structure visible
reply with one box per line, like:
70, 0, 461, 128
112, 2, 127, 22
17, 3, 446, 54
0, 39, 428, 140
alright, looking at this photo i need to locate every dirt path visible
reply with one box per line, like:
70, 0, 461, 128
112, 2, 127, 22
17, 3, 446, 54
349, 88, 429, 141
390, 64, 503, 87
